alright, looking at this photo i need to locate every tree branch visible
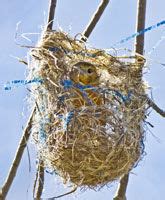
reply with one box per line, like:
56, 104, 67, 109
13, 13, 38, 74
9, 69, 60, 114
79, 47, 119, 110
113, 174, 129, 200
146, 96, 165, 117
34, 160, 45, 200
0, 107, 36, 200
134, 0, 147, 55
46, 0, 57, 31
48, 187, 77, 199
81, 0, 110, 41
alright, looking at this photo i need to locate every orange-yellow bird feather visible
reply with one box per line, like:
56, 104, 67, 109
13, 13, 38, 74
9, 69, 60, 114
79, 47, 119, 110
69, 61, 103, 107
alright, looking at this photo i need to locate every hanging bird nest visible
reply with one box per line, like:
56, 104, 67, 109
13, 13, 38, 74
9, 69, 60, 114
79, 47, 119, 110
28, 30, 147, 188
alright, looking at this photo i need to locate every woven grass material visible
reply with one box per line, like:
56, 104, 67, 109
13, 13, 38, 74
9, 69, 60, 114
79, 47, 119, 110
29, 31, 147, 188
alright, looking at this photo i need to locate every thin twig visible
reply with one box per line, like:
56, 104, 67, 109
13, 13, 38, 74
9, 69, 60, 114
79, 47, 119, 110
81, 0, 110, 41
34, 160, 45, 200
113, 174, 129, 200
0, 107, 36, 200
48, 187, 77, 199
146, 96, 165, 117
46, 0, 57, 31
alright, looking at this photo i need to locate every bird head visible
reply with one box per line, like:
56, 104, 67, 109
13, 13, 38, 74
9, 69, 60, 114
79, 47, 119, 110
70, 61, 100, 86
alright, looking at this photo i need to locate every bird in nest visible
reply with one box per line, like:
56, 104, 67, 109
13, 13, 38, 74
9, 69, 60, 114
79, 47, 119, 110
67, 61, 104, 108
70, 61, 100, 86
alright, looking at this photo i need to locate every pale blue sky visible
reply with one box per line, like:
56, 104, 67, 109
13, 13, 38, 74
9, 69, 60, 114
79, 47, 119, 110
0, 1, 165, 200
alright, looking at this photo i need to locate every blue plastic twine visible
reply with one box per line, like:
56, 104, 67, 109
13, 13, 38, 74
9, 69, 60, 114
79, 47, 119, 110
114, 19, 165, 46
113, 90, 132, 103
62, 80, 97, 105
62, 79, 95, 90
48, 20, 165, 52
4, 78, 43, 90
61, 79, 131, 103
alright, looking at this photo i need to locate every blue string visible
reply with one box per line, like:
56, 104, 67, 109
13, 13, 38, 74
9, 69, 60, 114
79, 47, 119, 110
45, 169, 58, 175
61, 79, 131, 103
4, 78, 43, 90
48, 20, 165, 55
62, 79, 73, 89
112, 90, 132, 103
48, 46, 96, 58
38, 116, 51, 143
61, 79, 96, 91
114, 19, 165, 46
48, 47, 61, 52
39, 80, 132, 136
61, 79, 96, 105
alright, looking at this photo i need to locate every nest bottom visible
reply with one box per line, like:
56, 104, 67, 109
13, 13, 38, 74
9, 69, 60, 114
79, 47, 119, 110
41, 118, 142, 188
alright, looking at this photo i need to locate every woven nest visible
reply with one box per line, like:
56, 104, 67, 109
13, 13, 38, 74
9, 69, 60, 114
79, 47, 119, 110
28, 31, 147, 188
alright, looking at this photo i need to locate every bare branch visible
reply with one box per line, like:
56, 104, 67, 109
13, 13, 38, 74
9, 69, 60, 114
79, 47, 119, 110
48, 187, 77, 199
113, 174, 129, 200
0, 107, 36, 199
46, 0, 57, 31
34, 160, 45, 199
134, 0, 147, 55
81, 0, 110, 41
146, 96, 165, 117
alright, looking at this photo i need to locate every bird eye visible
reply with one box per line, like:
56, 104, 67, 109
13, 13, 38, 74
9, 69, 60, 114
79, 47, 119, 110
87, 68, 93, 74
